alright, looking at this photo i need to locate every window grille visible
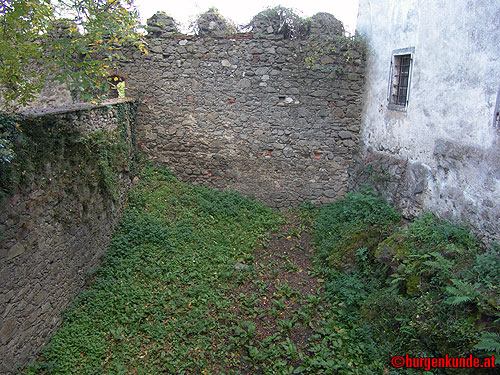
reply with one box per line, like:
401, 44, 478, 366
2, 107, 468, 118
394, 55, 411, 105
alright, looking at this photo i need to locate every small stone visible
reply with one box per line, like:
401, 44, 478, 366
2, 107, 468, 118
179, 40, 188, 46
255, 67, 269, 75
324, 189, 336, 198
34, 290, 48, 304
0, 318, 17, 345
311, 89, 329, 97
273, 143, 285, 150
238, 78, 251, 88
283, 147, 293, 157
151, 45, 163, 54
320, 55, 335, 64
221, 59, 232, 67
343, 140, 356, 147
413, 180, 426, 195
333, 108, 345, 117
338, 131, 353, 139
348, 73, 359, 81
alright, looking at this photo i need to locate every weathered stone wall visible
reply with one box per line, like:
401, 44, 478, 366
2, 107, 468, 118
349, 148, 431, 218
350, 144, 500, 244
0, 100, 135, 374
117, 13, 366, 208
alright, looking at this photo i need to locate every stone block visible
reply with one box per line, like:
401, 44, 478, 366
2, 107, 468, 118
0, 318, 17, 345
338, 131, 353, 139
7, 243, 25, 260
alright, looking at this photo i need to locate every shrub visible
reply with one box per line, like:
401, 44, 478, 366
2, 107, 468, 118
313, 187, 500, 372
314, 184, 401, 267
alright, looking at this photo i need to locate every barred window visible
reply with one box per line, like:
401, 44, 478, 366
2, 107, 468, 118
388, 47, 415, 110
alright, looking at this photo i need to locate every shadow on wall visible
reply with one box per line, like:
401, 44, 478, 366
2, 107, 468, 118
350, 147, 431, 219
351, 138, 500, 244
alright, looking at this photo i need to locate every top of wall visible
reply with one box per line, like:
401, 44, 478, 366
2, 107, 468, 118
145, 8, 346, 40
19, 98, 135, 118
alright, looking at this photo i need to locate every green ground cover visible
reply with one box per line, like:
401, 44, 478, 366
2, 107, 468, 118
25, 169, 499, 374
313, 186, 500, 374
25, 166, 281, 374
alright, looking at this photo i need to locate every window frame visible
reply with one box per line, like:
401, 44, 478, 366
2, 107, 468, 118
494, 84, 500, 129
387, 47, 415, 111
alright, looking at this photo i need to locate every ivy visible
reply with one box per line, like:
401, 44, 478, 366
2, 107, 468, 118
0, 105, 134, 205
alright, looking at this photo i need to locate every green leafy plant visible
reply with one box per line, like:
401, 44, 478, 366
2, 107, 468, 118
474, 332, 500, 358
0, 0, 145, 110
314, 184, 401, 267
444, 279, 480, 306
24, 165, 281, 374
471, 244, 500, 288
19, 175, 499, 374
313, 187, 499, 372
250, 6, 311, 39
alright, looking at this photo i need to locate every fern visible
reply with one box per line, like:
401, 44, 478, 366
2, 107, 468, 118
444, 294, 474, 306
474, 332, 500, 355
444, 279, 479, 306
423, 252, 452, 274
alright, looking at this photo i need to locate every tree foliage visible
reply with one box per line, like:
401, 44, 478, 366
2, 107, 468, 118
0, 0, 144, 111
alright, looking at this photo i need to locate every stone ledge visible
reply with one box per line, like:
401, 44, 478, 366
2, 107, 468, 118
19, 98, 135, 118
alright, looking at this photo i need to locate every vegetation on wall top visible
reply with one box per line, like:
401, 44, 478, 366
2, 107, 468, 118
0, 104, 134, 205
191, 7, 238, 37
0, 0, 145, 111
248, 6, 312, 39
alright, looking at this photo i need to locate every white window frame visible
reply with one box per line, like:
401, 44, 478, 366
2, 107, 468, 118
387, 47, 415, 111
494, 84, 500, 128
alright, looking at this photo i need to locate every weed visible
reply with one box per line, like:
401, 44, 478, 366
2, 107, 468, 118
24, 165, 280, 374
313, 187, 500, 373
24, 175, 499, 374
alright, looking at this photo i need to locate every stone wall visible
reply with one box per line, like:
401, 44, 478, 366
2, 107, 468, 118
0, 100, 135, 374
117, 10, 366, 208
350, 144, 500, 244
349, 148, 431, 218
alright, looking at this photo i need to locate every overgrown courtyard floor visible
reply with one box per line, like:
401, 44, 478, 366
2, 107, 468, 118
25, 166, 500, 374
24, 167, 344, 374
